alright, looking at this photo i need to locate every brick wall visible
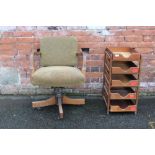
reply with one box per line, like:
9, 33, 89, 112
0, 26, 155, 95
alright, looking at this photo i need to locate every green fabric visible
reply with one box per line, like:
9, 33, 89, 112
32, 66, 85, 87
40, 37, 77, 66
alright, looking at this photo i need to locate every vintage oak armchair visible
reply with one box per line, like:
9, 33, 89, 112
31, 36, 86, 119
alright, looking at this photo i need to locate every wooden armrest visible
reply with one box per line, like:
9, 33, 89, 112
30, 50, 41, 74
76, 52, 87, 76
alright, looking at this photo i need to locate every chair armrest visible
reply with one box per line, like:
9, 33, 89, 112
76, 52, 87, 76
30, 50, 41, 74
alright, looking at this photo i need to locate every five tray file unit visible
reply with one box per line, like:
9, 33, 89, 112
103, 47, 141, 114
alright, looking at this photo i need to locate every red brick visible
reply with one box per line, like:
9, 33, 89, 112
0, 55, 13, 61
135, 48, 154, 54
90, 48, 105, 54
16, 43, 32, 50
128, 30, 155, 36
20, 62, 30, 70
141, 54, 155, 60
125, 36, 143, 42
0, 50, 17, 56
88, 54, 104, 60
149, 60, 155, 65
105, 36, 124, 42
121, 30, 142, 36
14, 31, 34, 37
0, 44, 14, 51
114, 42, 154, 48
121, 30, 155, 36
34, 43, 40, 50
2, 32, 13, 37
137, 42, 155, 48
15, 54, 29, 61
16, 38, 35, 43
101, 42, 120, 47
98, 54, 104, 60
118, 42, 138, 47
86, 72, 103, 78
35, 31, 52, 37
144, 36, 155, 42
34, 38, 40, 43
69, 31, 91, 36
90, 78, 100, 82
86, 60, 103, 67
78, 42, 101, 48
77, 36, 104, 42
0, 38, 16, 44
139, 30, 155, 35
90, 54, 100, 60
17, 49, 32, 55
109, 30, 123, 35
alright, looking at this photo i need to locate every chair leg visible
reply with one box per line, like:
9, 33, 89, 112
57, 96, 64, 119
32, 88, 85, 119
63, 96, 85, 105
32, 96, 56, 108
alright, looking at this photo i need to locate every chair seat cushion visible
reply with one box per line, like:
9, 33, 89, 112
31, 66, 85, 87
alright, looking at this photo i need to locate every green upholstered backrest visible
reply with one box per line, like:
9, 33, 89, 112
40, 36, 78, 66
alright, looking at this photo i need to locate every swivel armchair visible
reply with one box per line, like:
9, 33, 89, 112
31, 36, 85, 119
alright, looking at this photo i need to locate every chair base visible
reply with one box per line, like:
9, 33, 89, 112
32, 93, 85, 119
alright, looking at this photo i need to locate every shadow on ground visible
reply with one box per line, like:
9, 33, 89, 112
0, 96, 154, 129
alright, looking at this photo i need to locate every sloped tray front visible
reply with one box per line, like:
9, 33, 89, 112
110, 87, 136, 99
111, 75, 139, 87
110, 100, 136, 112
112, 61, 139, 74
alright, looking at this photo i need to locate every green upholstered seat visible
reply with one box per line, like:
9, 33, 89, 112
32, 66, 85, 87
40, 37, 77, 66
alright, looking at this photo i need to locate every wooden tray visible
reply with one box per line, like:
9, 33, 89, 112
110, 100, 136, 112
106, 47, 141, 61
112, 75, 139, 87
110, 87, 136, 99
112, 61, 139, 74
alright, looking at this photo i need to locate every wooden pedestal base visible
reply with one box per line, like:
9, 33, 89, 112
32, 96, 85, 119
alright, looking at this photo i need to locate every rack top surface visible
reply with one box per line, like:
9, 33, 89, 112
106, 47, 141, 60
106, 47, 138, 53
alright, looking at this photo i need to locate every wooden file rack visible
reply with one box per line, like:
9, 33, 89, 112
103, 47, 141, 114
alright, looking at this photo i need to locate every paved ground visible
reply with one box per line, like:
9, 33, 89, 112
0, 96, 155, 129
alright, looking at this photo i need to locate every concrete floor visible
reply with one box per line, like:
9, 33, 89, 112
0, 96, 155, 129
